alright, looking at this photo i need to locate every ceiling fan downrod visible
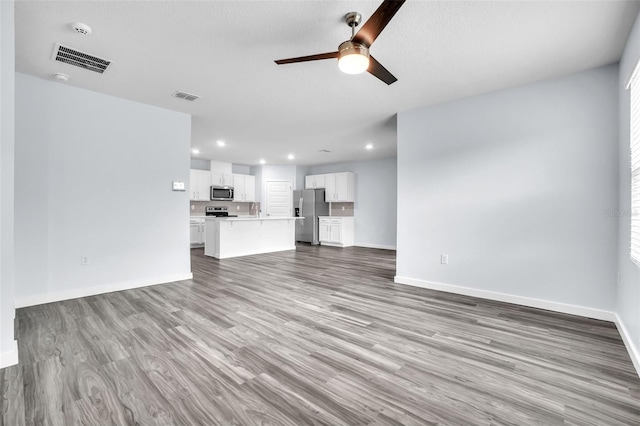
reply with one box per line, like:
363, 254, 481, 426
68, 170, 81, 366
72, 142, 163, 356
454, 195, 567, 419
345, 12, 362, 40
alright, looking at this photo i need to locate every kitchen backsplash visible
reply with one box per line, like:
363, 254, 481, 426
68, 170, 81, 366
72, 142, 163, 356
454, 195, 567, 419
190, 201, 260, 216
330, 202, 354, 217
192, 200, 349, 217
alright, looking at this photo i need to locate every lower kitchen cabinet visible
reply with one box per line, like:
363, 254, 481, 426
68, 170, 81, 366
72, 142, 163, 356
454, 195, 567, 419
190, 218, 205, 246
318, 216, 354, 247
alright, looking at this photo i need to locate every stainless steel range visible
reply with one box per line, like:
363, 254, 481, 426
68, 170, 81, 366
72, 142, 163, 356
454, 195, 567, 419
205, 206, 237, 217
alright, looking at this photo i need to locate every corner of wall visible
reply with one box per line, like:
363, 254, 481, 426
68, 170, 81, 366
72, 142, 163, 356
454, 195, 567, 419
616, 8, 640, 380
0, 0, 16, 358
0, 340, 18, 369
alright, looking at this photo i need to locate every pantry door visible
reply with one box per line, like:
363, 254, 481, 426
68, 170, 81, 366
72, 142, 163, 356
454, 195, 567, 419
265, 180, 292, 217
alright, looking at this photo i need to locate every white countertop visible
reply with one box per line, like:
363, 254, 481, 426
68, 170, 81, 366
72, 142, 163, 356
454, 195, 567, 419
205, 216, 302, 221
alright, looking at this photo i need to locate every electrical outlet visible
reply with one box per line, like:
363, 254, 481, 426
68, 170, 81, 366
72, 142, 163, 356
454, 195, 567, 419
440, 254, 448, 265
237, 205, 240, 210
342, 206, 345, 211
81, 256, 89, 266
191, 204, 195, 210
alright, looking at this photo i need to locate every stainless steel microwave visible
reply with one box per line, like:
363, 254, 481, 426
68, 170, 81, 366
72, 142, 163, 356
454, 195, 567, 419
211, 185, 233, 201
210, 185, 234, 201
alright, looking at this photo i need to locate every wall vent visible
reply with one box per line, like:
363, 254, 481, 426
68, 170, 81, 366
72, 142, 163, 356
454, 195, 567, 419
51, 43, 111, 74
172, 90, 200, 101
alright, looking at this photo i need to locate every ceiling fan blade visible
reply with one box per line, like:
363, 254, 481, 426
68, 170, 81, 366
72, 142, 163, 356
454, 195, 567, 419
352, 0, 406, 47
275, 52, 338, 65
368, 56, 397, 85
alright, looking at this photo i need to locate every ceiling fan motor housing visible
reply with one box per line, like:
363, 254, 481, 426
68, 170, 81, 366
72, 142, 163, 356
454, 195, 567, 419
338, 41, 369, 59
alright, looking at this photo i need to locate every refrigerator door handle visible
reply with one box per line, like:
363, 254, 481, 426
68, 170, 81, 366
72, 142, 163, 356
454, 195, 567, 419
299, 197, 303, 213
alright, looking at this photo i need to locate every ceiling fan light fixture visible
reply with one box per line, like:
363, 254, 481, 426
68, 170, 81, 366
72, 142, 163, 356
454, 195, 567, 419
338, 41, 370, 75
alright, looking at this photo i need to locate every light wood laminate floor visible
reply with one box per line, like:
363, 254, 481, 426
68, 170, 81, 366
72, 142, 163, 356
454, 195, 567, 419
2, 245, 640, 425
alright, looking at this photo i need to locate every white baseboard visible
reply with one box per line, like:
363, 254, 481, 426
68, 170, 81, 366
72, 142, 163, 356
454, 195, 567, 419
0, 340, 18, 369
355, 243, 397, 250
15, 273, 193, 308
393, 276, 616, 322
614, 314, 640, 378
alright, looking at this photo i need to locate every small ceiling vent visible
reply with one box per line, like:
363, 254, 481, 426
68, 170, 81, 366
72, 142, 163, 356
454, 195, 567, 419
51, 43, 111, 74
319, 149, 331, 153
172, 90, 200, 102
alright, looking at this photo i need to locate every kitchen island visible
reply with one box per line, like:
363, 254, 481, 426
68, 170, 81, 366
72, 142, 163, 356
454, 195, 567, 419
204, 216, 300, 259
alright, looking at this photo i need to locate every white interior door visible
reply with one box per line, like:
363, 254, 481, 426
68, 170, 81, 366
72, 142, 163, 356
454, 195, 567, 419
266, 180, 292, 217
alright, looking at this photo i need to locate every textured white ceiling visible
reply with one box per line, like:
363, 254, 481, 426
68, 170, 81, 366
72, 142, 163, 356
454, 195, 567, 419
14, 0, 640, 166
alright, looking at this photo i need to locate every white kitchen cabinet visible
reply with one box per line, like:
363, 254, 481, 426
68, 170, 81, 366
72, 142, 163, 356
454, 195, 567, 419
318, 216, 354, 247
319, 220, 329, 242
244, 175, 256, 201
190, 170, 212, 201
211, 172, 234, 187
190, 218, 205, 246
233, 174, 256, 202
305, 174, 326, 189
324, 172, 355, 202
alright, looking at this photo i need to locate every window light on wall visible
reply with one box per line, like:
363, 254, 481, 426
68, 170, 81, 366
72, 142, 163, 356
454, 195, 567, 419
628, 60, 640, 265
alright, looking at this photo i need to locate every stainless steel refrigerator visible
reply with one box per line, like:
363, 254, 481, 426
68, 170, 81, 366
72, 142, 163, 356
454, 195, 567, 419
294, 189, 329, 245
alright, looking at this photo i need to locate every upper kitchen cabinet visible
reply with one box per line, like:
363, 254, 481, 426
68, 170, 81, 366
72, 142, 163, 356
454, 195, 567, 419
211, 172, 234, 187
233, 174, 256, 202
325, 172, 355, 202
305, 174, 326, 189
190, 169, 212, 201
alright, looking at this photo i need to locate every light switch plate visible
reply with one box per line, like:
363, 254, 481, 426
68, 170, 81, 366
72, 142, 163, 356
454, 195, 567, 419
172, 181, 185, 191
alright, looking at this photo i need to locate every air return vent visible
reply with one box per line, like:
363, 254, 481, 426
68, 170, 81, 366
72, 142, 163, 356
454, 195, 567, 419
172, 90, 200, 102
51, 43, 111, 74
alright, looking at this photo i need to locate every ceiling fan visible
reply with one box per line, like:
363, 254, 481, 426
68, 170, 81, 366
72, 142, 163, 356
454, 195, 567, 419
274, 0, 406, 85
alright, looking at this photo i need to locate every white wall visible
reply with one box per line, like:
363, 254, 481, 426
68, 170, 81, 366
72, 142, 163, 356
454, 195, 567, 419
0, 0, 17, 368
618, 11, 640, 371
14, 73, 192, 306
296, 165, 309, 191
190, 158, 210, 171
253, 165, 297, 216
232, 164, 251, 175
189, 160, 251, 175
309, 158, 397, 249
397, 65, 619, 316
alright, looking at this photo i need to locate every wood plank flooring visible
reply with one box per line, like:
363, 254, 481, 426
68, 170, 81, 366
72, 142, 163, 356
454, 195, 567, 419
3, 245, 640, 425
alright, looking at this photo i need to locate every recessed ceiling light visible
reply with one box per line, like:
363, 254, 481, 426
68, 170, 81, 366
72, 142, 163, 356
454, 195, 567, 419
365, 143, 374, 150
217, 140, 225, 147
287, 154, 294, 160
191, 148, 200, 154
259, 159, 266, 165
